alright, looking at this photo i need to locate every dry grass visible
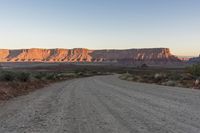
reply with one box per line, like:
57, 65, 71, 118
0, 80, 48, 101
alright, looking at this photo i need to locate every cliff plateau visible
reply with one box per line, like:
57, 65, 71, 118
0, 48, 181, 64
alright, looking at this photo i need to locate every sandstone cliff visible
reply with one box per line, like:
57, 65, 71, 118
0, 48, 181, 64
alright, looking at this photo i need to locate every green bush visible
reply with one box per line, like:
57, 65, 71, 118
0, 71, 31, 82
167, 72, 182, 81
16, 72, 30, 82
188, 64, 200, 77
0, 71, 16, 81
34, 72, 47, 80
45, 73, 58, 80
141, 63, 148, 68
91, 70, 98, 74
33, 72, 60, 80
119, 73, 132, 80
154, 73, 166, 81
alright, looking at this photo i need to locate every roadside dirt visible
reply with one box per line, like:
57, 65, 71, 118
0, 81, 48, 101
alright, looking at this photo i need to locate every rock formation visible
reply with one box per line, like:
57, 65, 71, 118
0, 48, 181, 64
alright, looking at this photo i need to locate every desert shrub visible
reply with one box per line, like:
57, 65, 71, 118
91, 70, 98, 74
167, 72, 182, 81
119, 73, 132, 80
77, 72, 84, 76
141, 74, 155, 83
141, 64, 148, 68
154, 73, 166, 81
34, 72, 47, 80
161, 80, 177, 86
0, 71, 16, 81
16, 72, 30, 82
45, 73, 58, 80
188, 64, 200, 77
32, 72, 68, 81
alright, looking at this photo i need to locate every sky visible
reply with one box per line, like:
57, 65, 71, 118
0, 0, 199, 56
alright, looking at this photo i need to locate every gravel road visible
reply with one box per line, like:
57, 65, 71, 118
0, 75, 200, 133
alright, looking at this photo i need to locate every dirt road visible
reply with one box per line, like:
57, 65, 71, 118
0, 75, 200, 133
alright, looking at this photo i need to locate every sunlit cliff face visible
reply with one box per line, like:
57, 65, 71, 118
0, 48, 180, 63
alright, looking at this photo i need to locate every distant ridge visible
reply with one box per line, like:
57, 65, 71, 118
0, 48, 181, 65
188, 55, 200, 64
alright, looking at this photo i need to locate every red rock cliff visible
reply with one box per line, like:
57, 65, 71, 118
0, 48, 180, 64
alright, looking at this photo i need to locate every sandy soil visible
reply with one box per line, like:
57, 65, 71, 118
0, 75, 200, 133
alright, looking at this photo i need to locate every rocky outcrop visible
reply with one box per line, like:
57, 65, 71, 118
0, 48, 181, 64
0, 49, 9, 61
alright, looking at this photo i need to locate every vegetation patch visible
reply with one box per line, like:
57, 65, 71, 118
0, 70, 109, 101
120, 64, 200, 89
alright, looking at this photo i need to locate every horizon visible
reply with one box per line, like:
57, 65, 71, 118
0, 0, 199, 56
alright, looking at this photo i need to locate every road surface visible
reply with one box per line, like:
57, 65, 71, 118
0, 75, 200, 133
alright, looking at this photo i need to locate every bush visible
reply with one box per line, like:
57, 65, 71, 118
0, 71, 16, 81
119, 73, 132, 80
167, 72, 182, 81
16, 72, 30, 82
91, 70, 98, 74
34, 72, 47, 80
188, 64, 200, 77
154, 73, 166, 81
45, 73, 58, 80
33, 72, 60, 81
141, 64, 148, 68
162, 80, 177, 86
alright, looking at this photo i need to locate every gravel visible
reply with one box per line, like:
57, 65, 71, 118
0, 75, 200, 133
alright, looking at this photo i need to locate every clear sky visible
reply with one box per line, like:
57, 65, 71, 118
0, 0, 199, 56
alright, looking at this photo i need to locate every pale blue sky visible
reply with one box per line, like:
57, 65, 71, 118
0, 0, 199, 56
